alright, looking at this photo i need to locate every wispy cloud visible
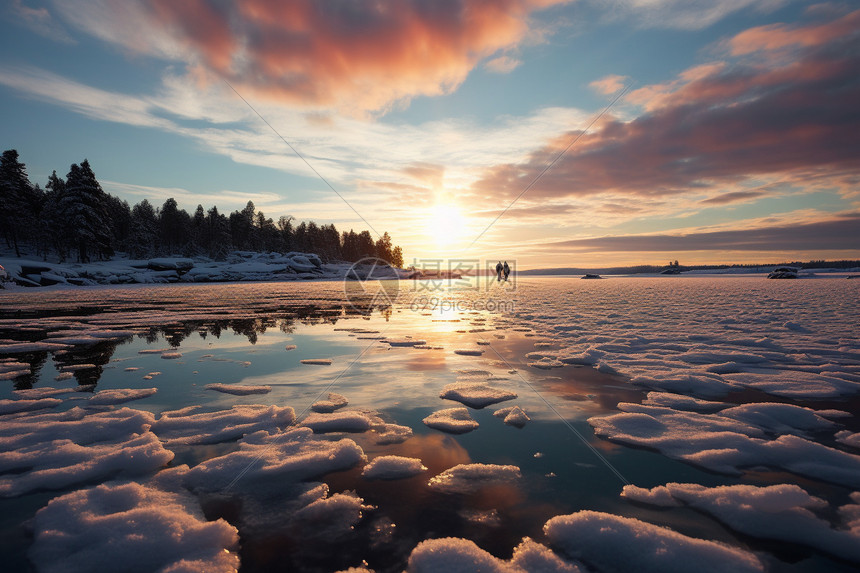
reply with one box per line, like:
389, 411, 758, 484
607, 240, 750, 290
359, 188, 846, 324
7, 0, 75, 44
484, 55, 523, 74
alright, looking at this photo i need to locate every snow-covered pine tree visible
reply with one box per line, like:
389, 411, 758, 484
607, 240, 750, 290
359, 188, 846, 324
128, 199, 159, 259
59, 160, 113, 262
0, 149, 33, 256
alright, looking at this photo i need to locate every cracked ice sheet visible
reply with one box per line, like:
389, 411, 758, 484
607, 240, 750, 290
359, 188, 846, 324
29, 481, 239, 573
589, 402, 860, 487
622, 483, 860, 564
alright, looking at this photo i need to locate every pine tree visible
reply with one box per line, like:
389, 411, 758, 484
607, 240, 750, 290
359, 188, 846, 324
128, 199, 159, 259
0, 149, 32, 256
277, 216, 293, 252
59, 160, 113, 262
158, 198, 190, 255
205, 205, 231, 260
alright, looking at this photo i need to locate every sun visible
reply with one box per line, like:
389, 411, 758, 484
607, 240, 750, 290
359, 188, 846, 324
428, 202, 467, 248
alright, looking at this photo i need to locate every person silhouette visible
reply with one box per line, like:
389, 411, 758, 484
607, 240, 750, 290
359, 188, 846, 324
495, 261, 503, 282
503, 261, 510, 281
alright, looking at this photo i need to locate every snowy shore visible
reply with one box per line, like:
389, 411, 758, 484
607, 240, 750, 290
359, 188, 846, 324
0, 251, 407, 288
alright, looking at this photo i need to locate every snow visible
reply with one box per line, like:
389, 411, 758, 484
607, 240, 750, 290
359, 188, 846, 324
89, 387, 158, 405
439, 381, 517, 408
622, 483, 860, 563
423, 407, 479, 434
428, 463, 521, 494
362, 456, 427, 480
453, 349, 484, 356
0, 359, 31, 379
0, 341, 70, 353
302, 411, 373, 433
0, 406, 173, 496
205, 383, 272, 395
493, 405, 530, 428
311, 392, 349, 412
0, 397, 62, 414
29, 482, 239, 573
373, 423, 413, 444
384, 338, 427, 347
408, 537, 583, 573
182, 428, 365, 492
151, 404, 295, 445
291, 491, 365, 535
544, 511, 764, 573
836, 430, 860, 449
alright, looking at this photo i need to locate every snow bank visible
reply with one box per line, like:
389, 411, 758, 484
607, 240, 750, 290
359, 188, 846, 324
422, 407, 479, 434
622, 483, 860, 563
182, 428, 365, 492
29, 482, 239, 573
302, 411, 373, 433
204, 383, 272, 395
439, 381, 517, 409
311, 392, 349, 413
428, 463, 521, 494
408, 537, 582, 573
0, 397, 61, 414
362, 456, 427, 480
89, 387, 157, 405
544, 510, 764, 573
151, 404, 295, 445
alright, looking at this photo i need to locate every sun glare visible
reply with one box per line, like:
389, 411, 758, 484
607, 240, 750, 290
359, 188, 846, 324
428, 203, 467, 249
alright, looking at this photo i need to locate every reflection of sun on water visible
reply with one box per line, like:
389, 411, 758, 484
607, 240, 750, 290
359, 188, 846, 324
428, 203, 467, 248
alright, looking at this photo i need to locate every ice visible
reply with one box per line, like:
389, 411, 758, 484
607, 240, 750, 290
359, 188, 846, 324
723, 371, 860, 398
151, 404, 296, 445
439, 381, 517, 408
0, 359, 30, 380
204, 383, 272, 395
89, 388, 158, 405
362, 456, 427, 480
300, 358, 333, 365
428, 463, 521, 494
161, 351, 182, 359
407, 537, 583, 573
836, 430, 860, 449
589, 404, 860, 487
12, 387, 76, 399
373, 423, 413, 444
717, 402, 841, 435
292, 491, 365, 535
284, 344, 297, 350
302, 411, 373, 433
544, 511, 764, 573
622, 483, 860, 563
384, 338, 427, 347
0, 397, 62, 414
29, 482, 239, 573
493, 405, 530, 428
422, 407, 479, 434
0, 410, 172, 497
0, 341, 69, 353
182, 427, 365, 492
453, 349, 484, 356
642, 392, 729, 412
311, 392, 349, 413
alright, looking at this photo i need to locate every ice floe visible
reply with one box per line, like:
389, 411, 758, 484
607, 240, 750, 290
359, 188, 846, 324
182, 428, 365, 492
373, 423, 413, 444
29, 482, 239, 573
544, 510, 764, 573
439, 381, 517, 408
204, 383, 272, 395
362, 455, 427, 480
422, 407, 479, 434
622, 483, 860, 563
302, 411, 373, 433
453, 349, 484, 356
408, 537, 582, 573
311, 392, 349, 413
493, 405, 530, 428
0, 397, 62, 414
151, 404, 295, 445
88, 387, 158, 405
428, 463, 521, 494
300, 358, 333, 365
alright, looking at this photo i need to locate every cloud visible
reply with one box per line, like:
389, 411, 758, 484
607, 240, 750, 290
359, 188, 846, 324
484, 55, 522, 74
589, 74, 629, 95
50, 0, 568, 115
699, 190, 767, 205
472, 10, 860, 204
7, 0, 75, 43
604, 0, 788, 30
544, 212, 860, 253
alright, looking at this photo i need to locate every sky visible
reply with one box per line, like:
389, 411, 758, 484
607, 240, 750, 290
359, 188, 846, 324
1, 0, 858, 269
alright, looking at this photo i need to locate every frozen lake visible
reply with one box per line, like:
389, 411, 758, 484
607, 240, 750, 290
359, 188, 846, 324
1, 276, 859, 572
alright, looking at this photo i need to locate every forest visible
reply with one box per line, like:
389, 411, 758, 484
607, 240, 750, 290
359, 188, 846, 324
0, 149, 403, 267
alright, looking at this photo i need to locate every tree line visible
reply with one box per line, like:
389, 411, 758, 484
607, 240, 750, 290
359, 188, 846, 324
0, 149, 404, 266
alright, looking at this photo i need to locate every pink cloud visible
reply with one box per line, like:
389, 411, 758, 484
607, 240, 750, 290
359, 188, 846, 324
103, 0, 567, 113
472, 10, 860, 202
589, 74, 629, 95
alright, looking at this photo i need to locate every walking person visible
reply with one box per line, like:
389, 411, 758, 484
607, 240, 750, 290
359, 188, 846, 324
503, 261, 510, 281
495, 261, 503, 282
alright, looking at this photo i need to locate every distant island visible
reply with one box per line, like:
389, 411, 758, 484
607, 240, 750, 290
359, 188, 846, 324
517, 260, 860, 276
